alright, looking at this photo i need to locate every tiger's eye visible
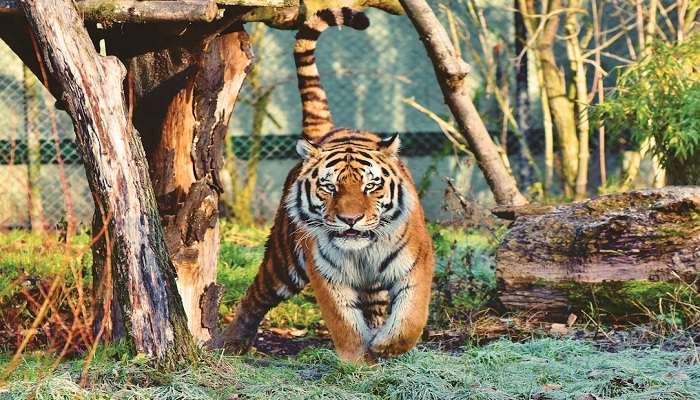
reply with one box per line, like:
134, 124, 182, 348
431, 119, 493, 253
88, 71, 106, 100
321, 183, 336, 193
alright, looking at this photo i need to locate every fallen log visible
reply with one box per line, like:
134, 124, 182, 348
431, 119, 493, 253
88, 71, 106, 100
496, 187, 700, 317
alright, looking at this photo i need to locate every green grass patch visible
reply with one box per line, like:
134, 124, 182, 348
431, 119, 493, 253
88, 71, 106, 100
429, 225, 502, 325
0, 231, 91, 302
217, 223, 325, 330
2, 338, 698, 399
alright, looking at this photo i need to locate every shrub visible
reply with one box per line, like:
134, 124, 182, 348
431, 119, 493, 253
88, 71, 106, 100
597, 34, 700, 184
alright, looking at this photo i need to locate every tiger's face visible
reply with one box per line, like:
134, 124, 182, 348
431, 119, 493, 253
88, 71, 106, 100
286, 131, 413, 251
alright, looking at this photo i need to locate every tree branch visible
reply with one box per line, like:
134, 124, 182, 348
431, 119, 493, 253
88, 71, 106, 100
399, 0, 528, 206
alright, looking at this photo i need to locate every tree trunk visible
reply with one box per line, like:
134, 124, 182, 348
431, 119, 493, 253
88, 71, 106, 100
564, 0, 590, 200
105, 23, 252, 342
513, 0, 530, 139
399, 0, 528, 207
495, 187, 700, 318
534, 0, 579, 198
23, 64, 46, 233
18, 0, 195, 362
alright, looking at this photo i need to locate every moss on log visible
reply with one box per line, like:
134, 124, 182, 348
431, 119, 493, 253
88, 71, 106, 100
496, 187, 700, 318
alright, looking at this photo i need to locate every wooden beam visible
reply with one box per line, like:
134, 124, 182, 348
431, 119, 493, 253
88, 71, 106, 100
2, 0, 225, 22
79, 0, 220, 23
2, 0, 401, 23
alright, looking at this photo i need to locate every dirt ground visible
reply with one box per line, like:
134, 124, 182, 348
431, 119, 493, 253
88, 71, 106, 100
250, 323, 700, 357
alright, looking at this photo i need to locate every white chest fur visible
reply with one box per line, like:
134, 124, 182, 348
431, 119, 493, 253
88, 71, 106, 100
310, 230, 415, 290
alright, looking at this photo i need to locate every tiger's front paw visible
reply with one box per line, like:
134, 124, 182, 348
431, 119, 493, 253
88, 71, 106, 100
369, 330, 420, 359
368, 334, 401, 359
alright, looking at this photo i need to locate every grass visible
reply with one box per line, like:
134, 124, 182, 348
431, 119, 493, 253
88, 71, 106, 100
1, 338, 699, 399
1, 223, 700, 398
0, 230, 91, 303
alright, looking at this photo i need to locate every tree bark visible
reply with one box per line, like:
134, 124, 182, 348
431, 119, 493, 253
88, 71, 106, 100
106, 23, 253, 342
495, 187, 700, 317
399, 0, 528, 207
18, 0, 195, 362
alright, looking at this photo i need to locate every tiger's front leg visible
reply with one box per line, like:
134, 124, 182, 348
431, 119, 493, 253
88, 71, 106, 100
306, 265, 373, 362
369, 247, 434, 358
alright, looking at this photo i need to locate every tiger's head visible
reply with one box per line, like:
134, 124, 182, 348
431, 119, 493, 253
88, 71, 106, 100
286, 130, 415, 251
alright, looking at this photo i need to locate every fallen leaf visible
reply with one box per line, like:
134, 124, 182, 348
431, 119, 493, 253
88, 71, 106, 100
543, 383, 562, 390
587, 370, 606, 379
550, 323, 568, 335
268, 327, 308, 337
577, 395, 599, 400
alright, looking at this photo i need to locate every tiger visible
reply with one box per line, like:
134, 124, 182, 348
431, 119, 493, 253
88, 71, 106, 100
210, 7, 435, 362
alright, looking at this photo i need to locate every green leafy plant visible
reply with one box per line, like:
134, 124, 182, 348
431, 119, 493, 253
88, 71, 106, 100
596, 34, 700, 184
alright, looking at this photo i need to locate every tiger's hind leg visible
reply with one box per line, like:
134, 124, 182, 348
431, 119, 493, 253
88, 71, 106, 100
209, 223, 308, 353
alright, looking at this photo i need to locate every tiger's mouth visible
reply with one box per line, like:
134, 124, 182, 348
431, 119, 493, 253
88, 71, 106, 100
330, 228, 375, 240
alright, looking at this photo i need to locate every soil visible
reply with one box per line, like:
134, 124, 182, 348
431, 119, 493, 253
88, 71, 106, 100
251, 330, 332, 356
248, 324, 700, 357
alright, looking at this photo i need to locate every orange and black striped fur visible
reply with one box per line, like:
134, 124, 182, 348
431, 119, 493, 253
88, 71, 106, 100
210, 8, 435, 361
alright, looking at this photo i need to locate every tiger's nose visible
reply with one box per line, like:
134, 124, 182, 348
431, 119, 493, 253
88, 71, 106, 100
338, 213, 364, 227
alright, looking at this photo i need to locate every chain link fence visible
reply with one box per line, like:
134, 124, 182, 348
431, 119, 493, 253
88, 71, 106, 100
0, 40, 94, 229
0, 10, 490, 228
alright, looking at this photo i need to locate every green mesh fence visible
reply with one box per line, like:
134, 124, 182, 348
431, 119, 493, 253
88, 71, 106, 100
0, 12, 470, 228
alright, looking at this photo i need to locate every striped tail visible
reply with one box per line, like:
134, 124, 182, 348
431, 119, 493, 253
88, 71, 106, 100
294, 8, 370, 142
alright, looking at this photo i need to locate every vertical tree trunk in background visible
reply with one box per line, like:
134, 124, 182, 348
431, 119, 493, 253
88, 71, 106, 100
591, 0, 606, 188
19, 0, 195, 362
108, 24, 253, 342
22, 65, 45, 233
513, 0, 530, 139
624, 0, 666, 189
399, 0, 528, 207
565, 0, 589, 200
534, 0, 579, 198
517, 0, 554, 193
513, 0, 534, 187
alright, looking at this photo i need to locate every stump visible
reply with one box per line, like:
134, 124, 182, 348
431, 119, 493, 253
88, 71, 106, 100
495, 187, 700, 317
111, 26, 253, 342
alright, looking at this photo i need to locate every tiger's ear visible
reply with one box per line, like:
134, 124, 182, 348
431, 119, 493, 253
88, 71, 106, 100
379, 133, 400, 157
296, 138, 320, 160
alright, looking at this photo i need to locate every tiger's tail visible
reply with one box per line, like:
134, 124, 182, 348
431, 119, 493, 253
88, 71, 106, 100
294, 7, 370, 142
